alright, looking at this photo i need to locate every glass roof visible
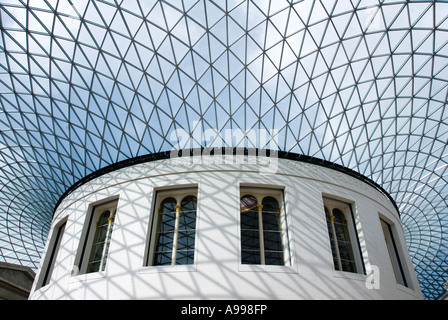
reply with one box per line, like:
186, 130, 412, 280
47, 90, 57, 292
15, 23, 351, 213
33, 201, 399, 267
0, 0, 446, 299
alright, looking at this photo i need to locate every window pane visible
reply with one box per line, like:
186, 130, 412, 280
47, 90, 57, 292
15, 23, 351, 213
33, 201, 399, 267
264, 251, 284, 265
179, 196, 197, 231
325, 206, 339, 270
87, 261, 101, 273
41, 222, 66, 287
179, 213, 196, 230
92, 224, 109, 244
241, 195, 260, 265
332, 208, 345, 224
262, 212, 280, 231
175, 250, 194, 265
178, 196, 197, 265
338, 239, 356, 272
262, 196, 279, 213
263, 231, 283, 251
181, 195, 197, 212
155, 232, 174, 252
241, 250, 261, 264
241, 230, 260, 251
159, 197, 177, 231
240, 194, 257, 212
332, 208, 356, 272
159, 213, 176, 232
241, 209, 259, 229
98, 210, 110, 223
161, 197, 177, 213
153, 197, 177, 265
177, 230, 195, 251
262, 197, 284, 266
241, 195, 260, 264
340, 257, 357, 273
154, 252, 172, 266
262, 197, 280, 232
87, 209, 115, 273
381, 219, 407, 287
89, 242, 105, 262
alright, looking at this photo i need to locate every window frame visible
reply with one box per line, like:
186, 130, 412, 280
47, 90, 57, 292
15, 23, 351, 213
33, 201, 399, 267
380, 217, 410, 288
239, 187, 291, 267
145, 187, 198, 267
323, 197, 365, 275
36, 218, 67, 288
75, 198, 119, 275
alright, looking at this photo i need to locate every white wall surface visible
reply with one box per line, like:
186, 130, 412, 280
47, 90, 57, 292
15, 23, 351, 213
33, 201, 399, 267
29, 154, 423, 300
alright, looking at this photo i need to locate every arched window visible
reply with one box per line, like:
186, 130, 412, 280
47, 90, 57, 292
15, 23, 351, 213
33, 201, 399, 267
240, 192, 286, 266
241, 195, 260, 264
153, 197, 177, 266
262, 197, 284, 265
151, 191, 197, 266
37, 219, 66, 288
86, 207, 116, 273
324, 198, 363, 273
380, 218, 409, 287
176, 195, 197, 265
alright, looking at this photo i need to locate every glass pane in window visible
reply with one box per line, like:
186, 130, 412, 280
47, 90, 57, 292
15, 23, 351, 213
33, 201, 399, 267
41, 221, 66, 287
325, 207, 338, 267
262, 197, 284, 265
241, 209, 259, 230
155, 232, 174, 252
175, 250, 194, 265
154, 252, 172, 266
181, 195, 197, 212
89, 242, 105, 263
153, 197, 177, 265
381, 219, 407, 287
241, 250, 261, 264
340, 256, 356, 273
159, 197, 177, 231
241, 194, 260, 264
241, 230, 260, 251
263, 231, 283, 251
240, 194, 257, 212
87, 261, 101, 273
178, 196, 196, 265
179, 212, 195, 230
262, 197, 281, 232
264, 251, 284, 265
241, 195, 260, 265
332, 207, 357, 273
87, 209, 115, 273
97, 210, 110, 226
262, 196, 279, 212
177, 230, 195, 251
179, 196, 197, 230
161, 197, 177, 213
262, 212, 280, 231
159, 213, 176, 232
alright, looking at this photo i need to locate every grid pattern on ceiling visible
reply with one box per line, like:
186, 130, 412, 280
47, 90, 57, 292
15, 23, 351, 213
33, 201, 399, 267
0, 0, 447, 299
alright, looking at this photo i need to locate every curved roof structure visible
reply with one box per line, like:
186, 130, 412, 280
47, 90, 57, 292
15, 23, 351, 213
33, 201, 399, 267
0, 0, 446, 299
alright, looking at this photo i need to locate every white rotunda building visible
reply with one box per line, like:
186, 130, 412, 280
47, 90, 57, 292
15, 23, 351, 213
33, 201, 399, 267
29, 150, 422, 300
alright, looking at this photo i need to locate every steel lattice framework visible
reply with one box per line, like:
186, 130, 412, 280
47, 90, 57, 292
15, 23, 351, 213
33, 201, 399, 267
0, 0, 446, 299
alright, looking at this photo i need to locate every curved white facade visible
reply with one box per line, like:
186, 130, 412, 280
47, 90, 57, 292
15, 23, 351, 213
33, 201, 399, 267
29, 154, 423, 300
